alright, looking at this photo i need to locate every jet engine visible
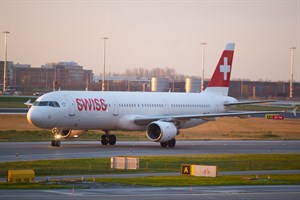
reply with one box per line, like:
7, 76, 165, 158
146, 121, 177, 142
58, 130, 86, 139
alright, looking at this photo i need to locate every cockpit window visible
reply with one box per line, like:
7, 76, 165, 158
33, 101, 60, 107
39, 101, 49, 106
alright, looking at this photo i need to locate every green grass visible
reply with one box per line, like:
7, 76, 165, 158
0, 155, 299, 189
1, 154, 299, 178
1, 174, 298, 189
95, 174, 300, 186
0, 96, 37, 108
0, 102, 28, 108
0, 130, 52, 142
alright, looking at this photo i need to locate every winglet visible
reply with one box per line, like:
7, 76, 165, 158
204, 43, 235, 96
24, 99, 33, 107
292, 107, 297, 117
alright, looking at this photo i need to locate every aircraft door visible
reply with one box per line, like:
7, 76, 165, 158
163, 99, 169, 115
65, 95, 76, 116
111, 96, 119, 116
210, 96, 217, 113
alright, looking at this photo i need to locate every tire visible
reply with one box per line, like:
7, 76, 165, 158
101, 135, 108, 145
167, 139, 176, 148
160, 142, 168, 148
108, 135, 116, 145
51, 140, 61, 147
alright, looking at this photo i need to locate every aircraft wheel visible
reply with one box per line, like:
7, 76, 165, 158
160, 142, 168, 148
108, 135, 116, 145
101, 135, 108, 145
51, 140, 61, 147
167, 139, 176, 148
56, 140, 61, 147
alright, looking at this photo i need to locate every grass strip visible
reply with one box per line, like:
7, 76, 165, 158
94, 174, 300, 187
0, 96, 37, 108
1, 154, 299, 178
0, 174, 299, 189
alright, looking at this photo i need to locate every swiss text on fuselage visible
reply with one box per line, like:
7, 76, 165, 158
76, 98, 107, 111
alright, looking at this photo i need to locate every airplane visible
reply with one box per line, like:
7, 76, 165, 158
26, 43, 284, 148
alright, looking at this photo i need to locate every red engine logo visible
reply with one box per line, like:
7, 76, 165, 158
76, 98, 107, 111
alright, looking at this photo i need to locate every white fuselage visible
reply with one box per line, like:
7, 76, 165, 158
27, 90, 236, 131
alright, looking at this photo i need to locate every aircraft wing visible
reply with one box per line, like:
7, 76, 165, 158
224, 100, 276, 106
133, 110, 285, 126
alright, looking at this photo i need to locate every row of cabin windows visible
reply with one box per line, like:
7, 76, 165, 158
116, 103, 210, 108
119, 104, 164, 108
171, 104, 210, 108
35, 102, 210, 109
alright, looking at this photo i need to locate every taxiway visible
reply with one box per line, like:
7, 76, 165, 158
1, 185, 299, 200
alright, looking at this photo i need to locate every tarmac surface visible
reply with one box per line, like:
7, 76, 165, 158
1, 185, 300, 200
1, 140, 299, 162
0, 108, 28, 114
1, 140, 299, 200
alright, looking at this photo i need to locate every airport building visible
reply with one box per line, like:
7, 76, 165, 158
0, 61, 93, 95
94, 76, 300, 99
1, 60, 299, 99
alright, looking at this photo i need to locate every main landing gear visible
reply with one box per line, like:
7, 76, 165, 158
160, 138, 176, 148
51, 128, 61, 147
101, 130, 117, 146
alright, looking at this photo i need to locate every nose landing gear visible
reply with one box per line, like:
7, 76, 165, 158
51, 139, 61, 147
51, 128, 61, 147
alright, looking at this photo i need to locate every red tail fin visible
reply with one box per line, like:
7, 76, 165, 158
204, 43, 235, 96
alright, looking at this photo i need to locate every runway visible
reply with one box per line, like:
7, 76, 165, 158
1, 185, 299, 200
0, 108, 28, 114
1, 140, 299, 162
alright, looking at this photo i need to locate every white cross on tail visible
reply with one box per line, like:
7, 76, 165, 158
220, 57, 230, 80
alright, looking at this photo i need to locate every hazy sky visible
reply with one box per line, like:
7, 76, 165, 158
0, 0, 299, 82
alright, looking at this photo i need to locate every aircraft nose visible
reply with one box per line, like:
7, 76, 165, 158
27, 108, 41, 127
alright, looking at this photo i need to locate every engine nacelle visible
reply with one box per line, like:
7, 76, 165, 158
58, 130, 86, 139
146, 121, 177, 142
